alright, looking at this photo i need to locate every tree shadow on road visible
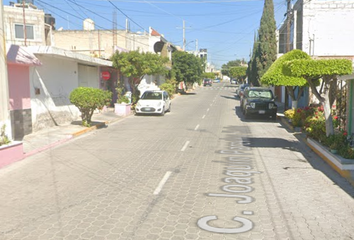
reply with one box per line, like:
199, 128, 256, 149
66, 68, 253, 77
247, 137, 300, 152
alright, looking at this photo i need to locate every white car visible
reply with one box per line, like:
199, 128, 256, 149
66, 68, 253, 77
135, 90, 171, 116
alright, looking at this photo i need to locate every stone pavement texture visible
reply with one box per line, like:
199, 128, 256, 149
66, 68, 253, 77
21, 91, 284, 160
22, 109, 125, 158
2, 84, 353, 240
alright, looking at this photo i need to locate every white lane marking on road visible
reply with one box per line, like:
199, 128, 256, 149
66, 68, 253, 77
153, 171, 172, 195
207, 108, 210, 112
195, 125, 199, 131
181, 141, 190, 151
202, 115, 206, 119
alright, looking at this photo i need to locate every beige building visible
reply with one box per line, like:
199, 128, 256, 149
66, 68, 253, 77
53, 27, 150, 59
53, 22, 174, 62
3, 2, 53, 47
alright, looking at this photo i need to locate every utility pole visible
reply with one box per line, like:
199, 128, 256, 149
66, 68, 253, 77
22, 0, 27, 46
98, 29, 101, 58
177, 20, 190, 51
195, 39, 198, 52
182, 20, 185, 51
286, 0, 291, 52
113, 10, 117, 51
0, 0, 10, 131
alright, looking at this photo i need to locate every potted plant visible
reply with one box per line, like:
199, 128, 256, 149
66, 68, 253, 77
329, 142, 339, 154
117, 95, 130, 104
114, 87, 131, 116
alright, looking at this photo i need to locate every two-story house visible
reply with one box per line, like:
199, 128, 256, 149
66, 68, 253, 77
3, 1, 114, 141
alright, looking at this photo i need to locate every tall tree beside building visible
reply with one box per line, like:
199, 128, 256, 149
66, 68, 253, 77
247, 32, 259, 85
247, 0, 277, 86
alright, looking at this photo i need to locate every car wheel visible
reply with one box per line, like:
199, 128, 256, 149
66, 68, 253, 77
160, 107, 165, 116
272, 113, 277, 121
166, 104, 171, 112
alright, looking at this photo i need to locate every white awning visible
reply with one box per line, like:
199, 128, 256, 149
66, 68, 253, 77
26, 46, 112, 67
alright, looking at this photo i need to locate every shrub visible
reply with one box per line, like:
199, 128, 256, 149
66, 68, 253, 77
326, 132, 348, 150
117, 95, 130, 104
0, 124, 10, 146
304, 113, 326, 142
284, 107, 315, 128
70, 87, 112, 126
284, 109, 295, 120
339, 146, 354, 159
159, 82, 176, 98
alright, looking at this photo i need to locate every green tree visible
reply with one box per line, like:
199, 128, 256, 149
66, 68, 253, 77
70, 87, 112, 126
202, 72, 216, 79
229, 66, 247, 82
111, 50, 169, 95
284, 58, 352, 136
172, 51, 205, 86
221, 60, 243, 76
261, 49, 311, 108
247, 32, 259, 85
248, 0, 277, 86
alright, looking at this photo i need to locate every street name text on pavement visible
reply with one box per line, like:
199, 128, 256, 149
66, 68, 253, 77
197, 137, 260, 234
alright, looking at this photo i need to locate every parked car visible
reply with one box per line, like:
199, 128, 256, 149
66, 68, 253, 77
230, 78, 237, 84
203, 78, 212, 86
241, 87, 277, 120
135, 90, 171, 116
236, 83, 249, 97
213, 78, 221, 83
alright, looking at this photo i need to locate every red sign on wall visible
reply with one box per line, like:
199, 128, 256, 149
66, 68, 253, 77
101, 71, 111, 80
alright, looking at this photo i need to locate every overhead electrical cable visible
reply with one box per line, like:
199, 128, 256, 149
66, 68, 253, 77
107, 0, 147, 32
36, 0, 151, 48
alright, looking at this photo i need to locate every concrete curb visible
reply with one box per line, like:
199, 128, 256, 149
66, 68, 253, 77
24, 135, 73, 158
279, 116, 354, 186
22, 116, 125, 159
72, 122, 108, 137
306, 138, 354, 186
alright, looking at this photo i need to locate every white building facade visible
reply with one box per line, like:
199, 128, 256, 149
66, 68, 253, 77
276, 0, 354, 108
278, 0, 354, 57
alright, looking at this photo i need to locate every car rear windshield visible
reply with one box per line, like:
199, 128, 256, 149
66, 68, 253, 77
141, 92, 162, 100
248, 90, 273, 99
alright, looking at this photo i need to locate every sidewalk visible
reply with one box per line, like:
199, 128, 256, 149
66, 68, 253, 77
22, 108, 126, 158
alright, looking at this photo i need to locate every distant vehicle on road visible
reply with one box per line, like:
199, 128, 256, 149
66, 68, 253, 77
213, 78, 221, 83
135, 90, 171, 116
230, 79, 237, 84
241, 87, 277, 120
203, 78, 212, 86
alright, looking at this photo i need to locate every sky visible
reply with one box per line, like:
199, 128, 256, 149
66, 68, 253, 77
4, 0, 289, 69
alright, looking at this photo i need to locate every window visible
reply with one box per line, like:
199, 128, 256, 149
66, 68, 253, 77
15, 24, 34, 39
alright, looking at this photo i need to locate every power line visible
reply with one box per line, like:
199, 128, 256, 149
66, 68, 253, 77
107, 0, 147, 32
35, 0, 152, 48
89, 0, 263, 3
